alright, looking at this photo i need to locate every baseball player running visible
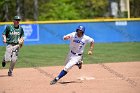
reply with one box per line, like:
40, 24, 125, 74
50, 25, 94, 85
2, 16, 24, 76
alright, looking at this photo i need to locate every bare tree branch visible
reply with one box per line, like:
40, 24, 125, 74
34, 0, 38, 21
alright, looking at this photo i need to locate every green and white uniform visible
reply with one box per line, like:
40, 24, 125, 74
3, 24, 24, 44
2, 24, 24, 72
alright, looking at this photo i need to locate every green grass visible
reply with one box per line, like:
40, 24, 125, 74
0, 42, 140, 68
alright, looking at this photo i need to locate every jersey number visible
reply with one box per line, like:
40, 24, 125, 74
79, 45, 82, 50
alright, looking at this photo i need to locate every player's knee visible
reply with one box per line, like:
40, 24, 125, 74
5, 57, 11, 62
63, 67, 69, 72
11, 58, 17, 63
11, 60, 17, 64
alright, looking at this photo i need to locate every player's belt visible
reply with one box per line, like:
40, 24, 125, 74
8, 43, 18, 46
71, 51, 82, 56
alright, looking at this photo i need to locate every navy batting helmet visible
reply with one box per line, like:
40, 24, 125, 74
76, 25, 85, 33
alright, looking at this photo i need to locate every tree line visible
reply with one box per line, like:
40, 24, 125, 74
0, 0, 140, 22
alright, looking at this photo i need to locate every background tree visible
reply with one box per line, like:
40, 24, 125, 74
39, 0, 80, 20
73, 0, 109, 18
0, 0, 139, 22
0, 0, 11, 21
130, 0, 140, 18
16, 0, 24, 20
3, 0, 9, 21
34, 0, 38, 21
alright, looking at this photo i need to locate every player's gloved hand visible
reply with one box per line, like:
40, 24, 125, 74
88, 50, 92, 55
18, 39, 24, 48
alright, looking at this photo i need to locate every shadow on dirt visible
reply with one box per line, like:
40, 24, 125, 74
0, 74, 9, 77
59, 80, 82, 84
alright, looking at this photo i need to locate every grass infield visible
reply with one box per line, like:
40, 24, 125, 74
0, 42, 140, 68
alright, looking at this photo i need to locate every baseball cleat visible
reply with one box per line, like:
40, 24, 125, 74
50, 78, 58, 85
2, 60, 6, 67
76, 62, 82, 69
8, 71, 12, 76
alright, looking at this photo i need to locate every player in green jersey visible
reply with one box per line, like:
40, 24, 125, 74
2, 16, 24, 76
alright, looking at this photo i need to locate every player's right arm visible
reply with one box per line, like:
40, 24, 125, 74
2, 35, 6, 43
2, 25, 9, 43
63, 36, 71, 40
63, 32, 75, 40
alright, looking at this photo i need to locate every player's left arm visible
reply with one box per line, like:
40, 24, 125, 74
18, 28, 24, 48
88, 41, 94, 55
87, 36, 94, 55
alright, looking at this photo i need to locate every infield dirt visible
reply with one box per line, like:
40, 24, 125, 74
0, 62, 140, 93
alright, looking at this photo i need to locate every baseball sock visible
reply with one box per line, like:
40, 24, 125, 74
56, 70, 67, 80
